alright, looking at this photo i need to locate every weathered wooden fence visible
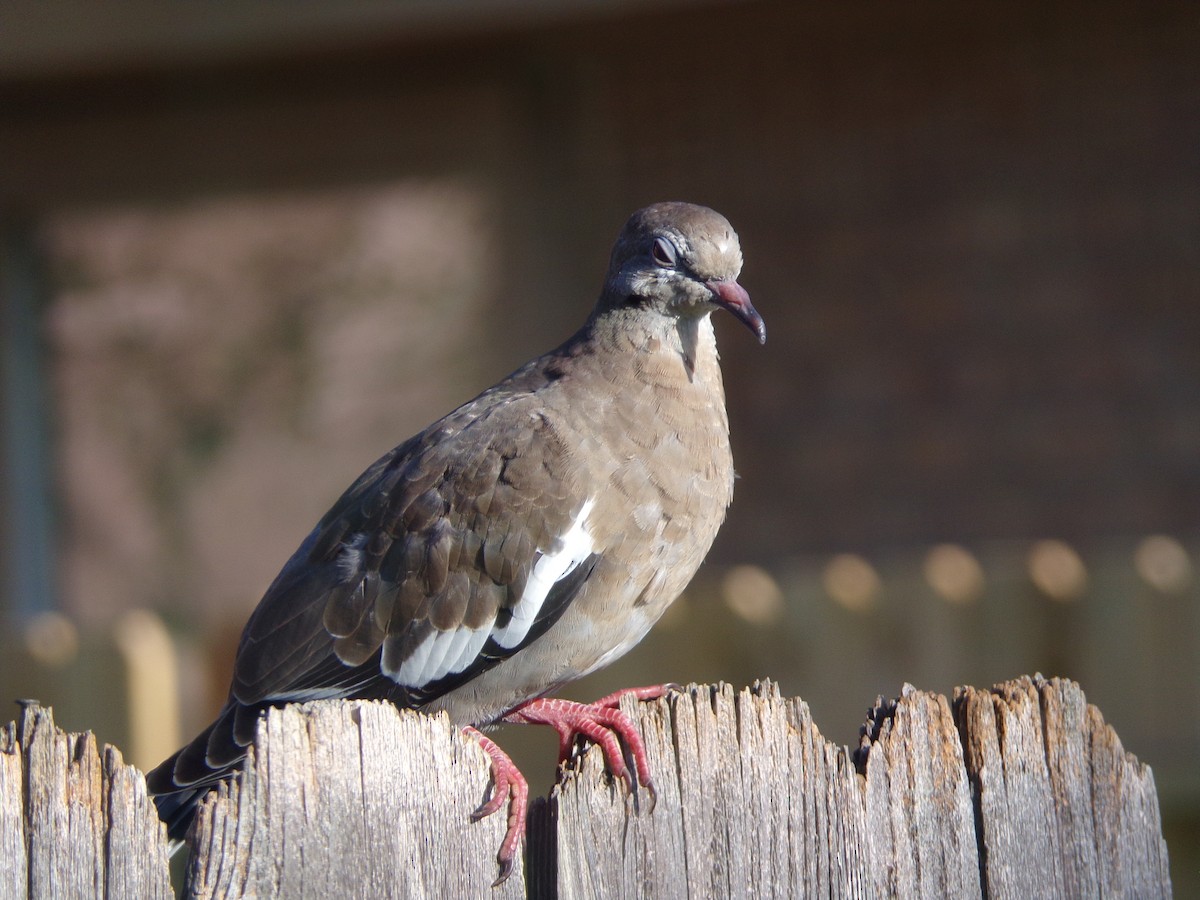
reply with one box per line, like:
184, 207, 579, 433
0, 676, 1172, 898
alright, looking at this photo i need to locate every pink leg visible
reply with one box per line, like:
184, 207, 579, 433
463, 725, 528, 886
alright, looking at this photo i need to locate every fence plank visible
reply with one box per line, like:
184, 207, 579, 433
184, 700, 525, 900
859, 684, 980, 897
0, 702, 173, 900
957, 676, 1172, 899
0, 711, 29, 900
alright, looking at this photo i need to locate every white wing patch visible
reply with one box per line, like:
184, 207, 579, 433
385, 624, 494, 688
383, 497, 597, 689
446, 624, 494, 676
491, 497, 596, 650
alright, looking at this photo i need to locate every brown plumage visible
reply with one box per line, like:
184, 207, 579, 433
147, 201, 764, 879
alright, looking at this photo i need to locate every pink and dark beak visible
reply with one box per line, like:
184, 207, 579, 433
707, 279, 766, 344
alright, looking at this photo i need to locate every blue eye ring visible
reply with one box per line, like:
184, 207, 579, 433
651, 236, 678, 268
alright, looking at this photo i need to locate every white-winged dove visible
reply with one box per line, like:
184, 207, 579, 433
147, 201, 763, 882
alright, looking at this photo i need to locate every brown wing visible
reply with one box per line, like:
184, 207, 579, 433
230, 389, 593, 714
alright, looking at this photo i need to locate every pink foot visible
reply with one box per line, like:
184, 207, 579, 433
464, 685, 677, 885
504, 683, 678, 800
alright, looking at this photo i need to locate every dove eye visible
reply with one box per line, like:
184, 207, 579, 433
651, 236, 678, 268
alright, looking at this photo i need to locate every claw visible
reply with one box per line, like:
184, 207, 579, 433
493, 855, 515, 889
644, 778, 658, 814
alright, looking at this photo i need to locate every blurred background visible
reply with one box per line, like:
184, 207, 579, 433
1, 0, 1197, 891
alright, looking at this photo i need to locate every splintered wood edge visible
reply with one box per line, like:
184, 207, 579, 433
2, 701, 174, 900
952, 674, 1171, 897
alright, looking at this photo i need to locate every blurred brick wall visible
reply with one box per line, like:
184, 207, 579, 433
506, 2, 1200, 560
10, 1, 1195, 581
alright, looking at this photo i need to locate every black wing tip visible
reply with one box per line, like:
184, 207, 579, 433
152, 785, 203, 843
146, 709, 252, 843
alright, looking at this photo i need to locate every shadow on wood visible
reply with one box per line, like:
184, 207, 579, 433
0, 676, 1172, 898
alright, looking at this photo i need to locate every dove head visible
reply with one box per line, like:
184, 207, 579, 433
597, 201, 765, 344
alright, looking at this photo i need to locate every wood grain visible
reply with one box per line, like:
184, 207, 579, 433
0, 702, 172, 900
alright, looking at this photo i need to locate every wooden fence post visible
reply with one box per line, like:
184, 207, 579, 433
0, 676, 1172, 899
0, 702, 173, 900
185, 700, 521, 899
